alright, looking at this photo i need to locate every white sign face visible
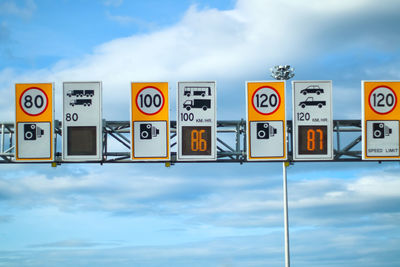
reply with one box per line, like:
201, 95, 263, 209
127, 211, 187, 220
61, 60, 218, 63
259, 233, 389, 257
292, 81, 333, 160
20, 88, 48, 116
251, 86, 281, 115
133, 121, 168, 158
62, 82, 102, 161
17, 122, 51, 159
249, 121, 284, 158
368, 86, 396, 114
177, 82, 216, 161
135, 87, 165, 115
366, 120, 399, 157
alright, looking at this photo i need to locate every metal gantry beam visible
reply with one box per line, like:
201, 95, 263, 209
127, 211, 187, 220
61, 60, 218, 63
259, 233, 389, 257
0, 120, 364, 164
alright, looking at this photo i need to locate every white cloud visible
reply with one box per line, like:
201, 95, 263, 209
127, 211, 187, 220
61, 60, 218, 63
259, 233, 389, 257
0, 164, 399, 230
0, 0, 398, 121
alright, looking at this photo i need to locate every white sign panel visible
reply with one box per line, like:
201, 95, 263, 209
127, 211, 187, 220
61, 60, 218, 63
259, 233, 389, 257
62, 82, 103, 161
177, 81, 216, 161
292, 81, 333, 160
249, 121, 284, 158
17, 122, 51, 159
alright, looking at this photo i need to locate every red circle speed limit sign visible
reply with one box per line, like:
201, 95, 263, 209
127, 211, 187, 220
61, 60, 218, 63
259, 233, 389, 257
368, 85, 397, 114
19, 87, 49, 116
136, 86, 165, 115
251, 86, 281, 115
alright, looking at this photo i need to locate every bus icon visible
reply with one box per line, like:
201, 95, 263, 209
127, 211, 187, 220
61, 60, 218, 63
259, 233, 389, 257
184, 87, 211, 97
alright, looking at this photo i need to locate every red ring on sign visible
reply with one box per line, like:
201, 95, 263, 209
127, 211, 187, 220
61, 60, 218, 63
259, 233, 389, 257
135, 86, 165, 115
368, 85, 397, 115
251, 86, 281, 115
19, 87, 49, 116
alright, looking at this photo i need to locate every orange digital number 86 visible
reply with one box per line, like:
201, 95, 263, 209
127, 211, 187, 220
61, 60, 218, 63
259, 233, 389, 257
191, 129, 207, 151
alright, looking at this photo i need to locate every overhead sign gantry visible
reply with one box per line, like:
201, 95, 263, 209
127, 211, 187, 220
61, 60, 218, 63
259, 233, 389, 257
362, 81, 400, 160
246, 81, 287, 161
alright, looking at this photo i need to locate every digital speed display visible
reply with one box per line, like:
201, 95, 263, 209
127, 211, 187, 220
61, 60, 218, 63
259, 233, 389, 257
181, 126, 212, 156
298, 125, 327, 155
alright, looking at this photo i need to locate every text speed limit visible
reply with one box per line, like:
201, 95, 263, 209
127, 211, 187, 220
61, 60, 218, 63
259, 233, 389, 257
252, 86, 281, 115
136, 86, 165, 115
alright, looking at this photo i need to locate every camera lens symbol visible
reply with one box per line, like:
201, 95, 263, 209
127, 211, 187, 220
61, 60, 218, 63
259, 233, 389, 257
24, 123, 37, 140
25, 131, 33, 140
373, 131, 381, 138
139, 123, 159, 140
256, 123, 276, 140
372, 123, 392, 139
257, 123, 269, 139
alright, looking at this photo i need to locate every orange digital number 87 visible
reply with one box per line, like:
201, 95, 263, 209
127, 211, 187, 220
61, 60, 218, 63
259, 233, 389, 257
191, 129, 207, 151
306, 129, 324, 151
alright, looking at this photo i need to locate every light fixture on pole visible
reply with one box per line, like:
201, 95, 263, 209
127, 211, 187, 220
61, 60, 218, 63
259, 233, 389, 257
270, 65, 295, 81
270, 64, 294, 267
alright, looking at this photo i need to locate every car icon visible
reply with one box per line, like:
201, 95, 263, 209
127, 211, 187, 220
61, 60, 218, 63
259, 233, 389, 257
300, 85, 324, 95
299, 97, 326, 108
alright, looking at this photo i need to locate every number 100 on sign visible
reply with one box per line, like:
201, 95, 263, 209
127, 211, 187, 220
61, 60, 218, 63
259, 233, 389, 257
136, 87, 164, 115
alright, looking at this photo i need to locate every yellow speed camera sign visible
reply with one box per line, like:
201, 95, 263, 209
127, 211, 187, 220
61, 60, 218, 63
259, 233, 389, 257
131, 82, 170, 161
246, 81, 286, 161
15, 83, 54, 161
362, 81, 400, 160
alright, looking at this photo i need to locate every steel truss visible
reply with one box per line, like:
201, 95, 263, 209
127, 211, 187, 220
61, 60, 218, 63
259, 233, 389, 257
0, 120, 365, 163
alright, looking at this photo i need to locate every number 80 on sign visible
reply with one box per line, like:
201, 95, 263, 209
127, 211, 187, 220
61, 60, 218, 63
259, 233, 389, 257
20, 87, 48, 116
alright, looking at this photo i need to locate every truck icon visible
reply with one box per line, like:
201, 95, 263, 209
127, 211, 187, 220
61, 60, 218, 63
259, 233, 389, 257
184, 87, 211, 97
183, 99, 211, 111
84, 90, 94, 97
70, 99, 92, 107
300, 85, 324, 95
299, 97, 326, 108
67, 90, 84, 97
67, 90, 94, 97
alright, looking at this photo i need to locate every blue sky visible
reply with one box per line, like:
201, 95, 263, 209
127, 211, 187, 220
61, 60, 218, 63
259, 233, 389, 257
1, 0, 400, 266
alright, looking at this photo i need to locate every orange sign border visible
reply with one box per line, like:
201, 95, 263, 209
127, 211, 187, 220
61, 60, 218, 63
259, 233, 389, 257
131, 82, 170, 161
246, 81, 287, 161
362, 81, 400, 160
15, 83, 54, 161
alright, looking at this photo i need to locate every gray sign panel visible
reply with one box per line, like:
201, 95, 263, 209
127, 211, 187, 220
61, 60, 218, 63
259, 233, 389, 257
177, 81, 216, 161
292, 81, 333, 160
62, 82, 103, 161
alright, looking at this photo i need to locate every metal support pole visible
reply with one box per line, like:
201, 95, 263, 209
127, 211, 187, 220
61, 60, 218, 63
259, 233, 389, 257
282, 161, 290, 267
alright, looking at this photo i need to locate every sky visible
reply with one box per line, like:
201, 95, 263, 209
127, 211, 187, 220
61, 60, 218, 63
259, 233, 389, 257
0, 0, 400, 266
